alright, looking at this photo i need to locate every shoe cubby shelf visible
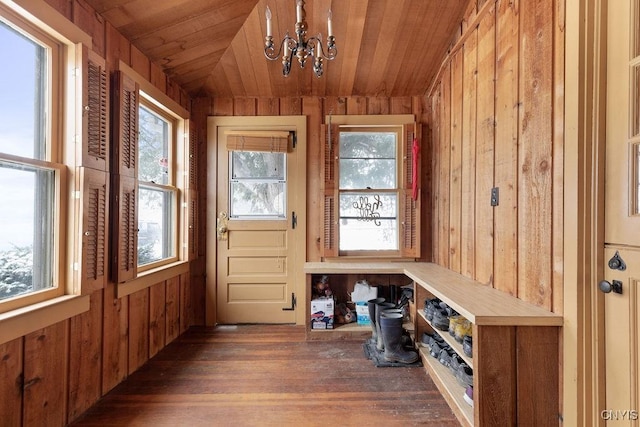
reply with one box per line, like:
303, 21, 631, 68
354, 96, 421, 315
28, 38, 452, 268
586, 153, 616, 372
418, 346, 473, 426
418, 310, 473, 368
304, 262, 563, 426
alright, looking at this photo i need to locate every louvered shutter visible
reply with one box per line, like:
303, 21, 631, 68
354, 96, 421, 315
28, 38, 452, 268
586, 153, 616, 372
111, 174, 137, 283
111, 70, 139, 282
187, 189, 198, 260
79, 167, 108, 293
187, 120, 198, 260
111, 70, 138, 177
187, 120, 198, 191
321, 124, 339, 258
400, 123, 421, 258
81, 46, 108, 171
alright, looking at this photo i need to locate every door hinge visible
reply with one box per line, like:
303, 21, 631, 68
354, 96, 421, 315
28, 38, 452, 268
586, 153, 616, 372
292, 211, 297, 229
282, 293, 297, 311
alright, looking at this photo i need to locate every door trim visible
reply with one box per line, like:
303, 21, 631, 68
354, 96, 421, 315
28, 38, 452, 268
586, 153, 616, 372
564, 0, 607, 424
206, 115, 307, 327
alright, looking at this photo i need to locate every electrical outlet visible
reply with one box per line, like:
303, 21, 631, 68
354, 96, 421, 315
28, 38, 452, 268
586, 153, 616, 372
491, 187, 499, 206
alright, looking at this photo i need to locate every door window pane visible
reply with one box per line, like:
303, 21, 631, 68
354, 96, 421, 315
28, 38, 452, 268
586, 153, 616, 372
0, 162, 54, 300
229, 151, 286, 218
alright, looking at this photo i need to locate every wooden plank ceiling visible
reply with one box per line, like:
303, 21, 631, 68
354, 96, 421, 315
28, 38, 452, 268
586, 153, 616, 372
84, 0, 468, 98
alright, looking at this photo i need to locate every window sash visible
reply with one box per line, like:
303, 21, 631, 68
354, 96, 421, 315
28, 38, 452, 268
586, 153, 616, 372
0, 156, 65, 313
137, 183, 179, 270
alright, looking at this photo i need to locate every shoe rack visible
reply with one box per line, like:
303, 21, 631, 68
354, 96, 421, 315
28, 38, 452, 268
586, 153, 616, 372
304, 262, 563, 426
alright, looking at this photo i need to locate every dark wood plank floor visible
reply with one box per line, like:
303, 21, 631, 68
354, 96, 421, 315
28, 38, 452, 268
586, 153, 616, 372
71, 325, 459, 426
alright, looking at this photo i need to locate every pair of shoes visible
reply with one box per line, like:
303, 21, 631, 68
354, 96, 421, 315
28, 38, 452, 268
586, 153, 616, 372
438, 346, 454, 367
432, 309, 450, 331
456, 363, 473, 388
420, 332, 433, 347
424, 298, 441, 321
454, 319, 472, 343
448, 353, 464, 376
448, 314, 463, 337
463, 335, 473, 358
428, 334, 445, 351
463, 386, 473, 407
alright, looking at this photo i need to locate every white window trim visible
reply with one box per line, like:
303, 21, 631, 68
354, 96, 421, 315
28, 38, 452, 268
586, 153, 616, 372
0, 0, 92, 343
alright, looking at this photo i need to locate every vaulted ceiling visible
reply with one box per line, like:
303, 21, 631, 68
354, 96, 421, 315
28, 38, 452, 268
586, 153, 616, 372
84, 0, 468, 98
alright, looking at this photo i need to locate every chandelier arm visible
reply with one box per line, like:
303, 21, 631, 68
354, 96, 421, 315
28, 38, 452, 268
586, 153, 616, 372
264, 35, 297, 61
305, 36, 338, 60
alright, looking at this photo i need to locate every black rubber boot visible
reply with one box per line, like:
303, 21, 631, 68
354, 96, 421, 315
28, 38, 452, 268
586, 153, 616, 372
367, 297, 385, 342
380, 312, 419, 364
376, 302, 395, 351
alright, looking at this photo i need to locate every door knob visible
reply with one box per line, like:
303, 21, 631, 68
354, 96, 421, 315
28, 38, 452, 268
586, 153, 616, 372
217, 212, 229, 240
599, 280, 623, 294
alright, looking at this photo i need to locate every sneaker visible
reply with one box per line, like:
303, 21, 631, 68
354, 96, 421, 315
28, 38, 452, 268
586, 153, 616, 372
463, 386, 474, 407
448, 315, 462, 337
455, 319, 472, 343
448, 353, 463, 376
432, 308, 450, 331
424, 298, 441, 321
429, 341, 442, 359
420, 332, 433, 347
463, 335, 473, 358
456, 364, 474, 388
438, 346, 453, 367
428, 334, 445, 350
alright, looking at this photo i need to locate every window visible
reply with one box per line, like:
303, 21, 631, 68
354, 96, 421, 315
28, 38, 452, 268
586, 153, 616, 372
137, 102, 178, 267
339, 127, 399, 251
0, 4, 103, 316
0, 15, 63, 307
225, 130, 291, 219
321, 116, 420, 258
111, 64, 191, 283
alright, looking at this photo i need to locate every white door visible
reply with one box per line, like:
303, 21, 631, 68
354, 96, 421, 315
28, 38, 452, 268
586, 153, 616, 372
602, 0, 640, 423
207, 116, 306, 325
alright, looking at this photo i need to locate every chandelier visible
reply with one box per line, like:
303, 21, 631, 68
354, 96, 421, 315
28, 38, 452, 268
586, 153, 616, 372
264, 0, 337, 77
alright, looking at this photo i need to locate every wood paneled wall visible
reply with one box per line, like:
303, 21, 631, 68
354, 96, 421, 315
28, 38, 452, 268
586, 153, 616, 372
199, 95, 434, 264
428, 0, 565, 312
0, 1, 206, 425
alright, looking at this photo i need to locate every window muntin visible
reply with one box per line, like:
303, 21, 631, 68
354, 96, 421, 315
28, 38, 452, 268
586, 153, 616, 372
229, 151, 286, 219
337, 127, 401, 253
137, 100, 178, 268
0, 13, 64, 307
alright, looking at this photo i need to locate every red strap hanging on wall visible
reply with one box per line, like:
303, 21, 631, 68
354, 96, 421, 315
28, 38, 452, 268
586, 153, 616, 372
412, 136, 420, 200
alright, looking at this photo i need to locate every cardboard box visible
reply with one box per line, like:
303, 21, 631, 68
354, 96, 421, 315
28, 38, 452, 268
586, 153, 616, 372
355, 301, 370, 325
310, 297, 334, 329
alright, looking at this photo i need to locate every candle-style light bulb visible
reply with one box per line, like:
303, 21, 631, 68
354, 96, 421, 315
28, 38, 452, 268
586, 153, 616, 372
327, 9, 333, 37
296, 0, 303, 23
265, 6, 272, 37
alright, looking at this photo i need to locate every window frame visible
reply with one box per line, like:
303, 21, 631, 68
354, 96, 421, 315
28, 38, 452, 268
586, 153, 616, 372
0, 0, 93, 337
136, 96, 180, 271
0, 6, 66, 313
337, 125, 402, 256
111, 61, 191, 290
321, 114, 420, 260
